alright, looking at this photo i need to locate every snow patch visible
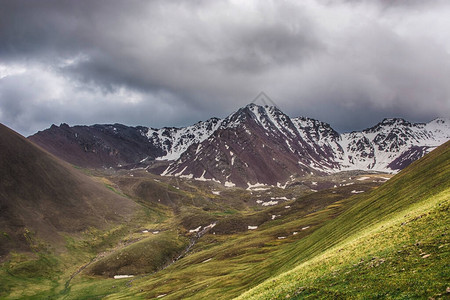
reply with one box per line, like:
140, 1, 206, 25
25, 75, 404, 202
174, 166, 188, 177
262, 201, 278, 206
277, 182, 288, 189
351, 190, 365, 194
248, 226, 258, 230
270, 196, 289, 201
189, 226, 202, 233
247, 182, 270, 191
180, 173, 193, 179
204, 223, 217, 231
195, 170, 209, 182
114, 275, 134, 279
224, 181, 236, 187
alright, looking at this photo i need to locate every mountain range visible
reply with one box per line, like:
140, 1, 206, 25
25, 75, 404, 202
29, 103, 449, 187
1, 119, 449, 299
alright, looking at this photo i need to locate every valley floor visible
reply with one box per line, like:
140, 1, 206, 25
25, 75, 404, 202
1, 142, 448, 300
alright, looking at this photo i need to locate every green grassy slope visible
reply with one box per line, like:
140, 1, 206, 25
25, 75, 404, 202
0, 204, 171, 299
64, 182, 382, 299
43, 141, 447, 300
238, 141, 450, 299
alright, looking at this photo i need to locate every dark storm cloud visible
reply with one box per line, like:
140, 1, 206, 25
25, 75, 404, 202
0, 0, 449, 136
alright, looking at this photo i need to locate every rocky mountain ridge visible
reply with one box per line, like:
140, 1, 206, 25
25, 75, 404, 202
28, 104, 449, 187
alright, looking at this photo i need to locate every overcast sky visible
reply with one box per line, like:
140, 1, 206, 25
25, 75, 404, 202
1, 0, 449, 136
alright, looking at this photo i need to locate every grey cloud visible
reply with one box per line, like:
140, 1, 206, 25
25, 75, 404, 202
321, 0, 447, 8
0, 0, 449, 136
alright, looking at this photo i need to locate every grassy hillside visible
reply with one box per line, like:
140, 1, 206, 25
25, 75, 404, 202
0, 123, 137, 257
0, 123, 147, 298
238, 141, 450, 299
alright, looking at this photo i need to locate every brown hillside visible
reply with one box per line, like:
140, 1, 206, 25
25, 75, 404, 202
0, 124, 137, 258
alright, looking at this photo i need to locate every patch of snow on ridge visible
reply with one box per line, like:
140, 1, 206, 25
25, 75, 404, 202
204, 223, 217, 230
270, 196, 288, 200
351, 190, 365, 194
195, 170, 209, 182
189, 226, 201, 233
262, 201, 278, 206
248, 226, 258, 230
174, 166, 188, 177
247, 182, 270, 191
224, 181, 236, 187
114, 275, 134, 279
277, 182, 288, 189
180, 173, 193, 179
230, 151, 235, 165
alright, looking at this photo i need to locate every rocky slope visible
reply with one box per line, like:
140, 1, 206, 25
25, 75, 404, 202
161, 104, 449, 187
28, 104, 449, 187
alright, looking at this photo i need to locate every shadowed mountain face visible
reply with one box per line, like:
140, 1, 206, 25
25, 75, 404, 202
0, 124, 137, 257
28, 104, 449, 187
28, 123, 164, 169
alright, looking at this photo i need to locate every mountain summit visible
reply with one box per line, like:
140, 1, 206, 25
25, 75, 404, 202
28, 105, 450, 187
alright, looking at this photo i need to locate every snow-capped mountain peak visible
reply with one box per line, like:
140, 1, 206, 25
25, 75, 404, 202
160, 106, 449, 186
145, 117, 222, 161
29, 104, 449, 188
